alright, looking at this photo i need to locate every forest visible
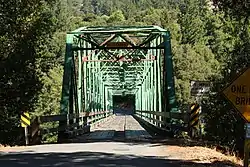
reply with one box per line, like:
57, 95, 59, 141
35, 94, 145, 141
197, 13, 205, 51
0, 0, 250, 156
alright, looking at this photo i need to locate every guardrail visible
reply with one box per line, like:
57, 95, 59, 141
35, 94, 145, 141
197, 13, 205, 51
134, 110, 189, 132
29, 111, 112, 145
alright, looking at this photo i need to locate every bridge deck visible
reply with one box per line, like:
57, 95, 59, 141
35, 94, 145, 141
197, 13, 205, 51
75, 114, 151, 142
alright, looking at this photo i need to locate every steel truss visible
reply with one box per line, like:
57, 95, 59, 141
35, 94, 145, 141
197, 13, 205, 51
59, 26, 178, 137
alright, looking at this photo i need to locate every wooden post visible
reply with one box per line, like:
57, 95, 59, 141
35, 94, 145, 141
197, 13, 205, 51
29, 117, 41, 145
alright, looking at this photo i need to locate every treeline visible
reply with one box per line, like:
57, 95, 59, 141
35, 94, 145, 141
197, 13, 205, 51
1, 0, 250, 155
0, 0, 72, 144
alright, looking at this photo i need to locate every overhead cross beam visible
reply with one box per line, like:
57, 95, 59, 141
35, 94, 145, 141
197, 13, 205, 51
59, 26, 178, 142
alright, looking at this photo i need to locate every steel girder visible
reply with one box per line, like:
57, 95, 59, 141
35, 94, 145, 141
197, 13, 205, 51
59, 26, 178, 139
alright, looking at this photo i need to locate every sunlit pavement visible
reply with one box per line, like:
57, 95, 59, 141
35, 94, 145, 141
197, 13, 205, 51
0, 114, 175, 167
0, 115, 233, 167
0, 142, 175, 167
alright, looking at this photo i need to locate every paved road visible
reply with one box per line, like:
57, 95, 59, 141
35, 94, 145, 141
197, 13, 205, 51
0, 115, 173, 167
1, 115, 231, 167
0, 142, 173, 167
0, 141, 240, 167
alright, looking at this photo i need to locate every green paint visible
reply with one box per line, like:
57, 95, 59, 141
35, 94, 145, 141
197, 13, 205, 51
164, 32, 178, 123
78, 42, 82, 112
60, 34, 73, 115
58, 34, 73, 142
60, 26, 179, 138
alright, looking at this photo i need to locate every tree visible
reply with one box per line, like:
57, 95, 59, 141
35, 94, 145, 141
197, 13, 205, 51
178, 0, 209, 45
142, 8, 162, 25
173, 43, 220, 104
80, 0, 94, 14
161, 8, 182, 42
202, 0, 250, 155
0, 0, 66, 145
212, 0, 250, 19
107, 10, 125, 23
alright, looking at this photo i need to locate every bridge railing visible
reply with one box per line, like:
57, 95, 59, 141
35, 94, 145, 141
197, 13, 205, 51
29, 111, 112, 145
134, 110, 189, 132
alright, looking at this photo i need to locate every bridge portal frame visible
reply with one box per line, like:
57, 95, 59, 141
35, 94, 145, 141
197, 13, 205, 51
58, 26, 178, 141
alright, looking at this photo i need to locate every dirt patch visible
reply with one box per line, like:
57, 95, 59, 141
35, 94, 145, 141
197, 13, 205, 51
157, 144, 243, 167
0, 145, 26, 152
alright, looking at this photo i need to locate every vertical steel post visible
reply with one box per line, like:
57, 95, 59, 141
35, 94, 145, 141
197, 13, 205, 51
98, 60, 100, 112
100, 72, 103, 111
141, 86, 142, 111
140, 83, 143, 117
99, 60, 101, 112
164, 31, 178, 126
83, 41, 88, 125
105, 86, 108, 111
90, 51, 93, 113
145, 74, 148, 120
87, 48, 90, 112
142, 79, 145, 112
102, 79, 105, 112
81, 40, 84, 126
150, 60, 154, 124
97, 57, 99, 113
71, 52, 79, 128
139, 86, 141, 111
153, 38, 157, 125
86, 43, 91, 124
146, 73, 150, 119
157, 36, 162, 127
145, 72, 148, 113
58, 34, 73, 142
146, 51, 149, 114
135, 92, 138, 111
92, 54, 95, 113
94, 55, 97, 113
78, 42, 82, 112
77, 39, 82, 128
108, 89, 113, 113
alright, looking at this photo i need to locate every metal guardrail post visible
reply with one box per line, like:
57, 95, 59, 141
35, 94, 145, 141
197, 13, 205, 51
20, 112, 31, 146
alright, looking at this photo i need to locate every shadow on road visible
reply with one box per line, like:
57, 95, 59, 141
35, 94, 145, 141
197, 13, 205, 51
0, 151, 241, 167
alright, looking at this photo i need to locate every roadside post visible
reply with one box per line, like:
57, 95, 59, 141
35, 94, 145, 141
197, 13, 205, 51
244, 123, 250, 167
189, 103, 201, 138
190, 80, 212, 138
21, 112, 31, 146
221, 67, 250, 167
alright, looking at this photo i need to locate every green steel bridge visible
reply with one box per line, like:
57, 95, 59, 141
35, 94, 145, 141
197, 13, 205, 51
29, 26, 188, 144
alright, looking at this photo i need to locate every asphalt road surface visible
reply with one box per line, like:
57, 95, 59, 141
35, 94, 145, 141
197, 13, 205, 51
0, 115, 237, 167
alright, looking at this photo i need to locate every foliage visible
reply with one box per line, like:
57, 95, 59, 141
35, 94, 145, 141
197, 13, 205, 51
212, 0, 250, 19
0, 0, 60, 145
173, 43, 220, 104
34, 66, 63, 116
1, 0, 250, 155
107, 10, 125, 23
178, 0, 209, 45
204, 0, 250, 155
34, 66, 63, 143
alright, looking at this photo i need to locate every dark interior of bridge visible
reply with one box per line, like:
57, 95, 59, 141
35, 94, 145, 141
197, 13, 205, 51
113, 94, 135, 115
